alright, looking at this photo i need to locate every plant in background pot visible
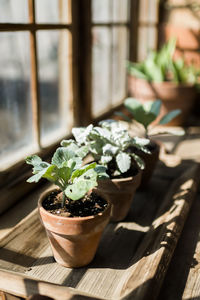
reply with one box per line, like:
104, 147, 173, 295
115, 98, 181, 187
127, 38, 199, 125
61, 120, 150, 222
26, 145, 110, 268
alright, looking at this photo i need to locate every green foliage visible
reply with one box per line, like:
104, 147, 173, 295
68, 120, 150, 176
26, 145, 108, 207
127, 38, 200, 84
117, 98, 181, 137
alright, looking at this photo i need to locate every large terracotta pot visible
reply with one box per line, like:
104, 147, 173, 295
95, 170, 142, 222
128, 76, 197, 126
38, 188, 111, 268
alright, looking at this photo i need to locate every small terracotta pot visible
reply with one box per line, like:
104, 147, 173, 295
38, 188, 111, 268
128, 76, 197, 126
138, 140, 160, 188
95, 170, 142, 222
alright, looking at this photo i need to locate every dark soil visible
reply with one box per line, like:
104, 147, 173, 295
42, 190, 108, 218
107, 159, 139, 179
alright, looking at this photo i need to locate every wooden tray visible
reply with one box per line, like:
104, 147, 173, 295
0, 156, 199, 300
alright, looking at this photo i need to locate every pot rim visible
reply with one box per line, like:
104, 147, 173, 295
38, 187, 110, 222
101, 167, 142, 183
129, 75, 196, 88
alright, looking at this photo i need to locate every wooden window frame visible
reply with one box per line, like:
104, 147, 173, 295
0, 0, 139, 214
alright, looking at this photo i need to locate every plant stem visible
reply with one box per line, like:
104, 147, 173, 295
62, 192, 66, 208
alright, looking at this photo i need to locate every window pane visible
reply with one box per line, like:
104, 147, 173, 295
0, 32, 34, 169
92, 0, 112, 23
92, 27, 111, 117
0, 0, 28, 23
37, 30, 72, 147
112, 27, 128, 105
35, 0, 70, 24
138, 27, 157, 61
139, 0, 158, 23
112, 0, 129, 22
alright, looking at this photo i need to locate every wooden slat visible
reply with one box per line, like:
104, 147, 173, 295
120, 162, 200, 300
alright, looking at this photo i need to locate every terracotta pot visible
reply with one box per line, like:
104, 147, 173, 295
138, 140, 160, 188
128, 76, 197, 126
95, 170, 142, 222
38, 188, 111, 268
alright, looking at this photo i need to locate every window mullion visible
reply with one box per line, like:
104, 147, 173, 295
28, 0, 41, 148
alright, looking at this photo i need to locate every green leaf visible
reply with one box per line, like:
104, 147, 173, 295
102, 144, 118, 156
65, 169, 97, 200
100, 155, 113, 165
26, 155, 42, 166
116, 152, 131, 173
114, 111, 132, 123
72, 124, 93, 144
124, 98, 156, 128
71, 162, 97, 182
149, 100, 161, 117
51, 147, 76, 168
94, 165, 109, 179
159, 109, 181, 125
27, 165, 57, 183
76, 145, 89, 159
60, 139, 77, 148
131, 153, 145, 170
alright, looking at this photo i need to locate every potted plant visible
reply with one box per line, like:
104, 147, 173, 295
115, 98, 181, 186
62, 121, 150, 222
127, 38, 199, 125
26, 145, 110, 268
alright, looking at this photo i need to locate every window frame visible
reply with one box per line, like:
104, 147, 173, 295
0, 0, 141, 214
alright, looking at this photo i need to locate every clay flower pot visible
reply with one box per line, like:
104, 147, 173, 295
38, 188, 111, 268
95, 170, 142, 222
128, 76, 197, 126
138, 140, 160, 188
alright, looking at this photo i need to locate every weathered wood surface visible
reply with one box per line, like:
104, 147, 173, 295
0, 154, 199, 300
157, 129, 200, 300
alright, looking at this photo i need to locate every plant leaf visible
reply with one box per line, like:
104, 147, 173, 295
94, 165, 109, 179
116, 152, 131, 173
149, 100, 161, 116
51, 147, 76, 168
71, 162, 97, 182
159, 109, 181, 125
65, 169, 97, 200
114, 111, 132, 123
131, 153, 145, 170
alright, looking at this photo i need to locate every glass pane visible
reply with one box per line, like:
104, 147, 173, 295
0, 0, 28, 23
92, 27, 111, 117
138, 27, 157, 61
112, 27, 128, 106
92, 0, 112, 23
35, 0, 70, 24
112, 0, 129, 22
37, 30, 72, 147
0, 32, 33, 168
139, 0, 158, 23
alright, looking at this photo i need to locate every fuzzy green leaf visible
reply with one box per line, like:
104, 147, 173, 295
71, 162, 97, 182
131, 153, 145, 170
65, 169, 97, 200
116, 152, 131, 173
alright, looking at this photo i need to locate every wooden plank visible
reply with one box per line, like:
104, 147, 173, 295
157, 192, 200, 300
120, 162, 200, 300
0, 157, 199, 299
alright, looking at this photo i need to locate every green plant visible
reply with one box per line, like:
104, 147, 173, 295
115, 98, 181, 138
61, 121, 150, 177
127, 38, 200, 84
26, 145, 108, 208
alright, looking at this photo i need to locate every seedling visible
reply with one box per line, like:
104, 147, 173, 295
62, 121, 150, 177
26, 145, 108, 208
116, 98, 181, 138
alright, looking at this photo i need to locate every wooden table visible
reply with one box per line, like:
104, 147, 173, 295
1, 127, 200, 300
